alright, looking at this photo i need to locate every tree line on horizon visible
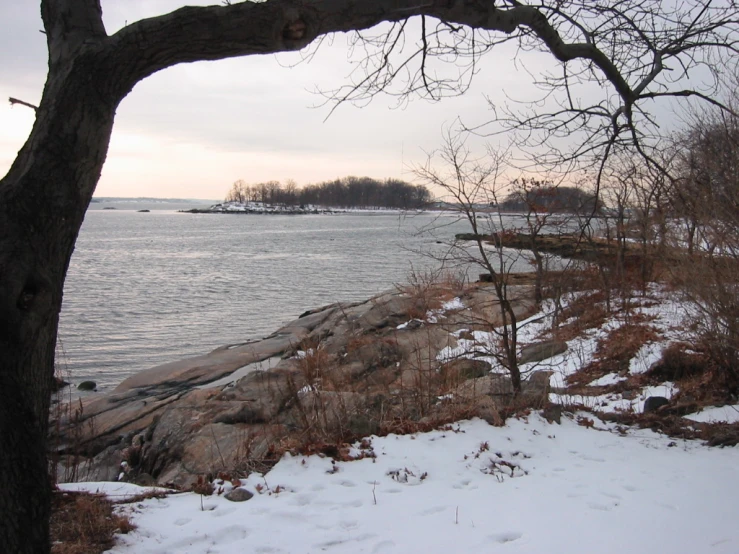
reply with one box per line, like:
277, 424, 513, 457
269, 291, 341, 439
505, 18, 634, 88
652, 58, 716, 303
497, 183, 597, 213
224, 176, 434, 209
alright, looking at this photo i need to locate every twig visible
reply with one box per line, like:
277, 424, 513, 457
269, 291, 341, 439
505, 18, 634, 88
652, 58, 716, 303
8, 97, 38, 111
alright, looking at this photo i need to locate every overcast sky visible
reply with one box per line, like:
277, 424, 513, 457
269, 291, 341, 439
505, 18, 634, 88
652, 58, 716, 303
0, 1, 697, 200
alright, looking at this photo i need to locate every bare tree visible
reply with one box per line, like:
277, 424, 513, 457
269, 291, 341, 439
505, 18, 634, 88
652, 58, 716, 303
507, 177, 576, 305
413, 131, 533, 391
670, 86, 739, 381
1, 1, 736, 551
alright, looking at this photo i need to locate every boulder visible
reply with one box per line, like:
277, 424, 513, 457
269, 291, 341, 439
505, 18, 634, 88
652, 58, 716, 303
440, 358, 491, 383
524, 370, 553, 396
225, 488, 254, 502
54, 284, 538, 486
519, 341, 568, 365
77, 381, 97, 391
541, 403, 562, 424
643, 396, 669, 413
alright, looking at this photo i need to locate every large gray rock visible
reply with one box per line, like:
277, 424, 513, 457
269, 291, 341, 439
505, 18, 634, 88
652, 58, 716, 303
519, 341, 568, 365
77, 381, 97, 391
54, 285, 537, 487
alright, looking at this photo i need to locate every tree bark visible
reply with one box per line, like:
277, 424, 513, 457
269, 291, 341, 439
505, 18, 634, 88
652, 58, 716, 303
0, 25, 117, 554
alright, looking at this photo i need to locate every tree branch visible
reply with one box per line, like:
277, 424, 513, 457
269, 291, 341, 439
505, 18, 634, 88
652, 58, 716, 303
41, 0, 106, 64
8, 97, 38, 112
105, 0, 635, 105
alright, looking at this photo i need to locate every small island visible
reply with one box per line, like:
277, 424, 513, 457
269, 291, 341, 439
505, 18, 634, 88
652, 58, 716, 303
182, 176, 433, 214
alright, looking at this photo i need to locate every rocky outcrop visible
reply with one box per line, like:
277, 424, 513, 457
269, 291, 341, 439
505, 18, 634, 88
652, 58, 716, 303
519, 341, 568, 365
55, 284, 537, 487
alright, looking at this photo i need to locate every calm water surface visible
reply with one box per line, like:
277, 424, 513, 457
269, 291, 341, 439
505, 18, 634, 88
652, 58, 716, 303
61, 210, 490, 390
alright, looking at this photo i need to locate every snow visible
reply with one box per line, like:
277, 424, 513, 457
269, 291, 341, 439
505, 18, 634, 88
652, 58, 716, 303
61, 284, 739, 552
441, 297, 465, 311
550, 383, 678, 414
85, 416, 739, 554
207, 201, 428, 215
628, 342, 667, 374
587, 372, 627, 387
58, 481, 171, 501
684, 405, 739, 424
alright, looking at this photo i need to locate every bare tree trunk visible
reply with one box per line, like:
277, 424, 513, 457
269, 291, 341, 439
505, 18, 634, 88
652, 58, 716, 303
0, 91, 117, 554
0, 4, 119, 549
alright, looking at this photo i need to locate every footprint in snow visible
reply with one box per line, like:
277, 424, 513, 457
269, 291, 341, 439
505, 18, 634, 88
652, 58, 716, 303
216, 526, 250, 544
173, 517, 191, 526
372, 540, 396, 552
580, 455, 606, 462
290, 493, 312, 506
211, 505, 238, 517
452, 479, 472, 489
419, 506, 447, 516
489, 531, 523, 544
339, 520, 359, 530
588, 501, 617, 511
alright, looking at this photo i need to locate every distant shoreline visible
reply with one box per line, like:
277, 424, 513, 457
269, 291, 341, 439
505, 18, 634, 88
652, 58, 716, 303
180, 201, 430, 215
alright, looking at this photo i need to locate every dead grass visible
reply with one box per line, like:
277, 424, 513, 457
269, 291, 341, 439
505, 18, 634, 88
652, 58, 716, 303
51, 490, 135, 554
600, 411, 739, 447
566, 321, 660, 387
551, 291, 609, 342
648, 343, 710, 382
396, 268, 464, 320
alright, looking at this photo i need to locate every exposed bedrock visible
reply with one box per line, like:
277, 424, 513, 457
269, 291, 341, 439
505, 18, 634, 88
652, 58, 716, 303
54, 284, 540, 487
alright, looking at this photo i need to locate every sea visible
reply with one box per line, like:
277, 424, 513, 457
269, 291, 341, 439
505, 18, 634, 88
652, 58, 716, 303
59, 199, 540, 392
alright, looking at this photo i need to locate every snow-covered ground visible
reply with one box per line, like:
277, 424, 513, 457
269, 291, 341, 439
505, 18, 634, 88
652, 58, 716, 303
436, 284, 698, 416
61, 284, 739, 553
64, 415, 739, 554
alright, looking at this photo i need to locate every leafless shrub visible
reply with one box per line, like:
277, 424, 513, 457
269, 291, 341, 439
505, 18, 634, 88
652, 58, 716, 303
50, 491, 134, 554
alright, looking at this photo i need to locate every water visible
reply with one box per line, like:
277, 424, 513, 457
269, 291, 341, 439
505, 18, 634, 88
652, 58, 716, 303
60, 209, 486, 391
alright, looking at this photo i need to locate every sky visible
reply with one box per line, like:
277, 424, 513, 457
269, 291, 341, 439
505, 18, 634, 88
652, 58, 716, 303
0, 1, 706, 200
0, 1, 569, 200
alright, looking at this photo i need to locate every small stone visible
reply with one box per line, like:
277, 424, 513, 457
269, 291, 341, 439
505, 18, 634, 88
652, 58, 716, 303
621, 390, 638, 400
643, 396, 669, 413
77, 380, 97, 391
225, 488, 254, 502
458, 330, 475, 341
541, 404, 562, 424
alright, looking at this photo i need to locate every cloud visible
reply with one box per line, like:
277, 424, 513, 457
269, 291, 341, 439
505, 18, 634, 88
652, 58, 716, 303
0, 1, 700, 198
